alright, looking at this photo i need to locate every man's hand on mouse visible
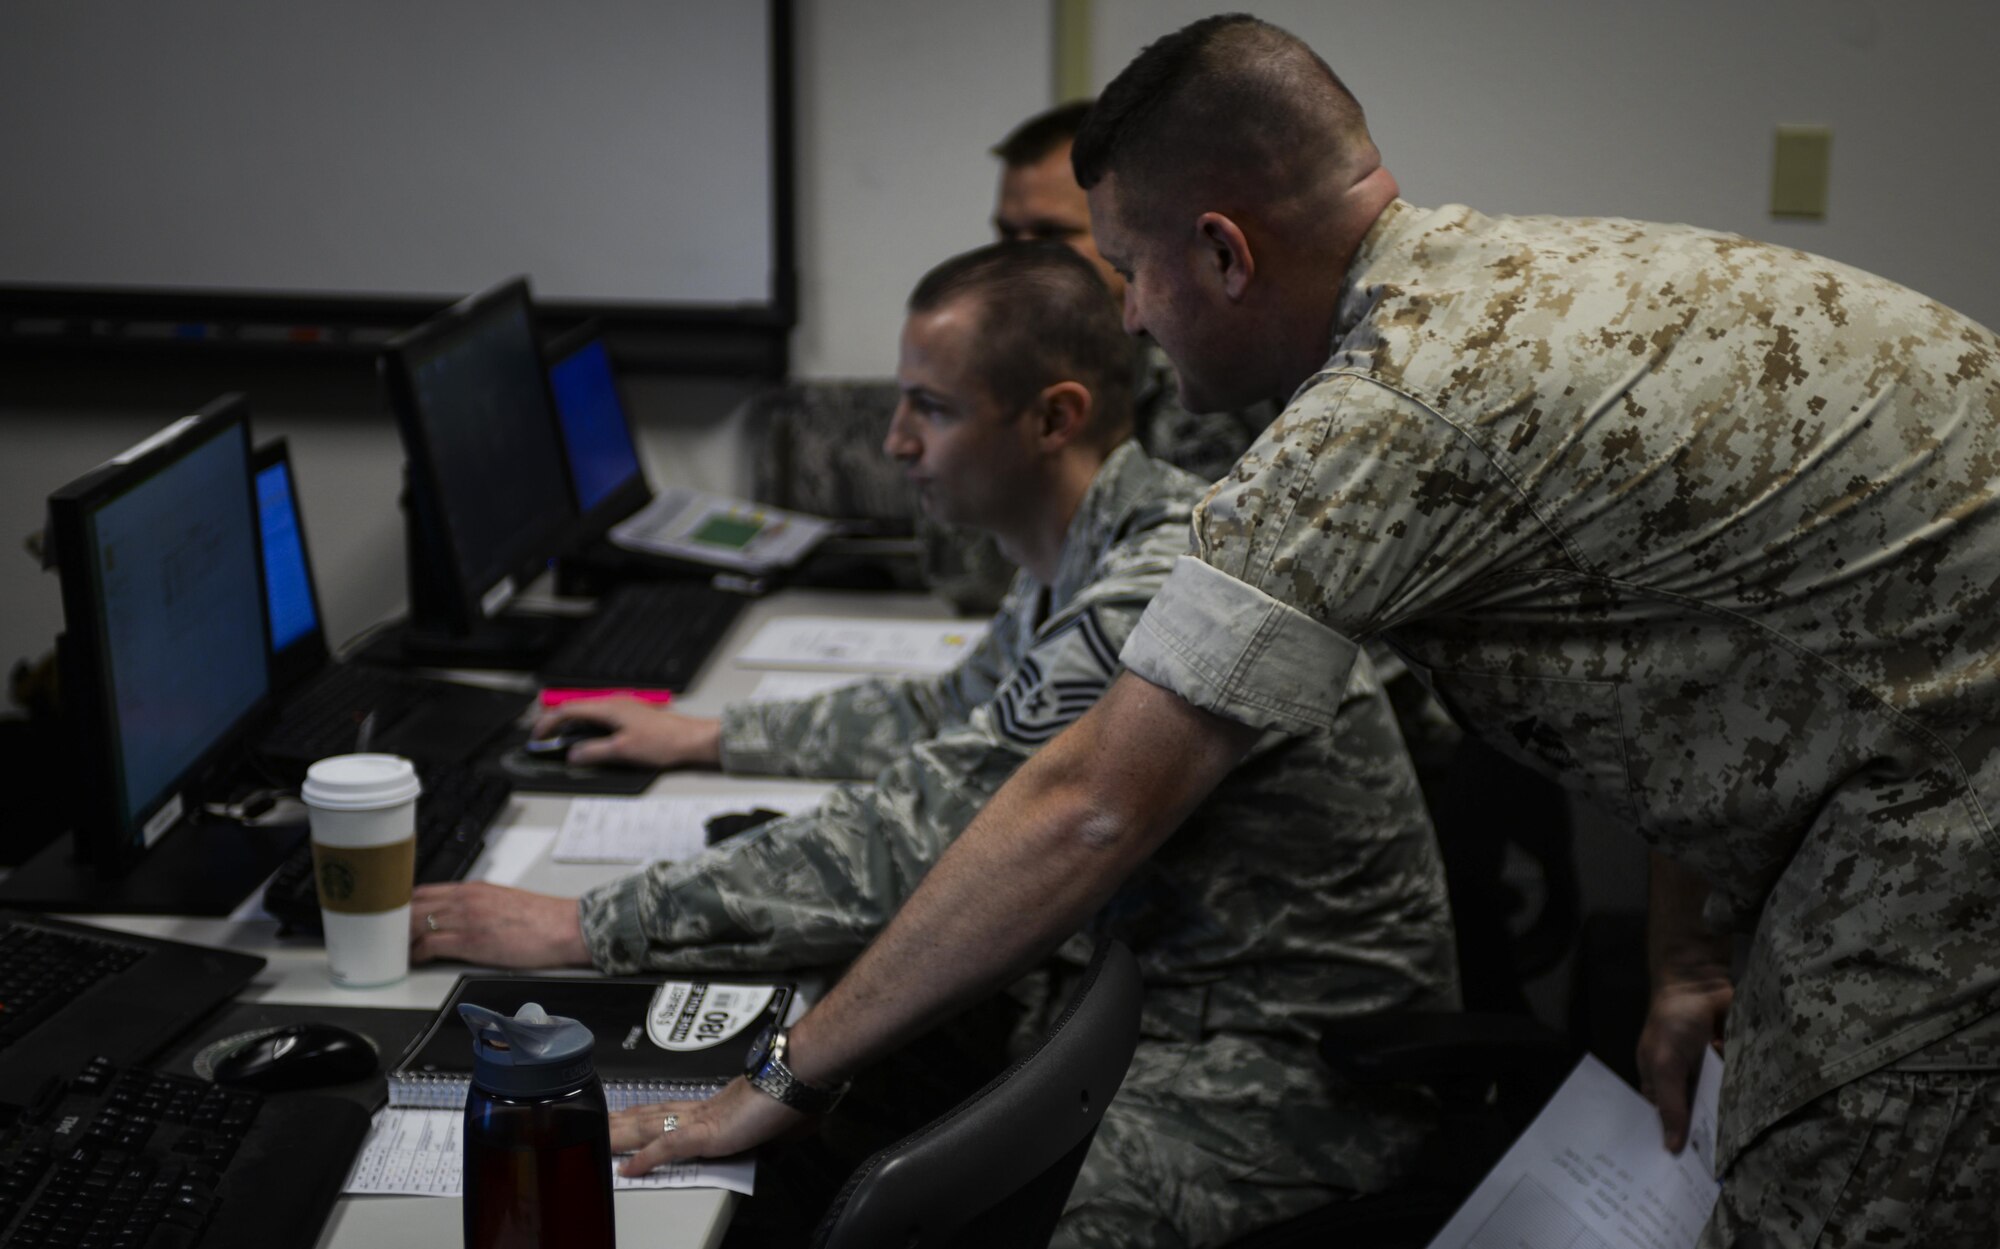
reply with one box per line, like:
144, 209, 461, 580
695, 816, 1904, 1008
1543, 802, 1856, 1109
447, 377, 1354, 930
531, 696, 724, 769
410, 882, 592, 968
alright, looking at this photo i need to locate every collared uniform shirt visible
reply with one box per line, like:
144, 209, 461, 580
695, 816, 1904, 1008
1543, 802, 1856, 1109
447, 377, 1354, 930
1126, 199, 2000, 1168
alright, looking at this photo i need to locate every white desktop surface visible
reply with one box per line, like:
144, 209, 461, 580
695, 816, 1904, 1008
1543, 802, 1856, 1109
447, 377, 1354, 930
63, 586, 963, 1249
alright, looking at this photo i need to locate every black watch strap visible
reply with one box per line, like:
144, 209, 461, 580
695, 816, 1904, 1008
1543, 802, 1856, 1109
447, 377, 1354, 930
745, 1027, 847, 1115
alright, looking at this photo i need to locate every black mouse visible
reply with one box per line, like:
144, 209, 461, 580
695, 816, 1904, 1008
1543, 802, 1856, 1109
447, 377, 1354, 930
523, 718, 618, 756
211, 1023, 378, 1092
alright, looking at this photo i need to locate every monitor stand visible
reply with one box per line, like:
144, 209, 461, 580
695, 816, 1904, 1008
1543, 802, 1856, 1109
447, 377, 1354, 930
0, 815, 305, 916
357, 611, 574, 671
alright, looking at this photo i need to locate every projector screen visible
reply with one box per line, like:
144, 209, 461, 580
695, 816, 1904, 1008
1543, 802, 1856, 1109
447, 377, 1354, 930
0, 2, 786, 314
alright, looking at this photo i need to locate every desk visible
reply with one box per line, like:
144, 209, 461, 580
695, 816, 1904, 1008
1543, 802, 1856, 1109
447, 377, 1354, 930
67, 586, 959, 1249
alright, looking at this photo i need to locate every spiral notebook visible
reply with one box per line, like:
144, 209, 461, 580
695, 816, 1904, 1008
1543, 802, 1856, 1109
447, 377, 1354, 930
389, 974, 796, 1110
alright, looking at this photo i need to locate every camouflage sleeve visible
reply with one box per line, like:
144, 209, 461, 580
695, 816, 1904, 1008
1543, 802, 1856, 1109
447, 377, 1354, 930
578, 569, 1163, 973
1124, 374, 1517, 734
576, 738, 1009, 975
715, 601, 1018, 780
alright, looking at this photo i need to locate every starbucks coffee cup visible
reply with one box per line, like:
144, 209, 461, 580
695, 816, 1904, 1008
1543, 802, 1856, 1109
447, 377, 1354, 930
302, 754, 422, 987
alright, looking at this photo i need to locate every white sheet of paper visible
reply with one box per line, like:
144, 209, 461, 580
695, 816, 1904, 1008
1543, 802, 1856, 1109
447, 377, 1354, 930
343, 1107, 755, 1197
1425, 1050, 1724, 1249
553, 793, 822, 864
472, 825, 556, 887
746, 670, 865, 703
732, 616, 989, 673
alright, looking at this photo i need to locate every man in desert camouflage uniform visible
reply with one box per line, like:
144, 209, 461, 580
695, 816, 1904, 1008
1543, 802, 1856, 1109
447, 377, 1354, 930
627, 17, 2000, 1247
413, 241, 1457, 1247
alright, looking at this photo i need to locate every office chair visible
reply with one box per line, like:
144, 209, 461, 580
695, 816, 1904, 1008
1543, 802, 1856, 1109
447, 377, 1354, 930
1225, 732, 1654, 1248
739, 380, 1019, 609
740, 380, 910, 527
810, 940, 1143, 1249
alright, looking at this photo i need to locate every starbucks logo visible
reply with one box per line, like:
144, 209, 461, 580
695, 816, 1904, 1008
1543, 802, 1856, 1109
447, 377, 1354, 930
319, 859, 356, 903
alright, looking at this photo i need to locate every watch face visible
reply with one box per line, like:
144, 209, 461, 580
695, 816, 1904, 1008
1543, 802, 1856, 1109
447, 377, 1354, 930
743, 1023, 778, 1078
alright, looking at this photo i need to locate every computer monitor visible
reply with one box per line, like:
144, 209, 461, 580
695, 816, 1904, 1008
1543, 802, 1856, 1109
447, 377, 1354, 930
253, 440, 327, 682
46, 395, 272, 880
545, 322, 649, 537
381, 277, 577, 662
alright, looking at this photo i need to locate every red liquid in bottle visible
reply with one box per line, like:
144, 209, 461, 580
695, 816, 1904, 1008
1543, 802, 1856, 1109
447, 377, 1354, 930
463, 1082, 615, 1249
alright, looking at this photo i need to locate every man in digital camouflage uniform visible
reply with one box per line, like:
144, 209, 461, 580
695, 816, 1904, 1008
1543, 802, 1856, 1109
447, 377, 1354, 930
991, 99, 1275, 484
924, 100, 1288, 612
624, 17, 2000, 1248
412, 241, 1458, 1247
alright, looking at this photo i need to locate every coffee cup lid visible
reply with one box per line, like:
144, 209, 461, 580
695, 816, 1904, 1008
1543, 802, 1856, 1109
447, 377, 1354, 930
301, 754, 422, 811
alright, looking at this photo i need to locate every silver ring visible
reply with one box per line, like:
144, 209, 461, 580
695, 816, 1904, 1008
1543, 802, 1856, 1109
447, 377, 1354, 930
425, 912, 439, 933
662, 1113, 680, 1135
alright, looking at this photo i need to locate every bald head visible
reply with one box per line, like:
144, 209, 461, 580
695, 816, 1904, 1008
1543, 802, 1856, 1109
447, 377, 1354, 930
1072, 14, 1380, 232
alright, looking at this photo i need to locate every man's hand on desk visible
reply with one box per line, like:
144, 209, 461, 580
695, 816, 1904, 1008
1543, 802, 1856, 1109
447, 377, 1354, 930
611, 1079, 808, 1176
533, 697, 723, 770
408, 882, 591, 968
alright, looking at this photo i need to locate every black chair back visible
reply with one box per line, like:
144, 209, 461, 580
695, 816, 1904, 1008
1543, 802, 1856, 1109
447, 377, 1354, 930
811, 941, 1142, 1249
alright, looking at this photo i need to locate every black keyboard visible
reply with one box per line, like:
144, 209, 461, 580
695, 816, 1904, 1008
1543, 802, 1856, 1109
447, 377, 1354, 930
0, 1057, 365, 1249
0, 925, 146, 1051
262, 762, 513, 934
259, 664, 441, 763
540, 581, 747, 691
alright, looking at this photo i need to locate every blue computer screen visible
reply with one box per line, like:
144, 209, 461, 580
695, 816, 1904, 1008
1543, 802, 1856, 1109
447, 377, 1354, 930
548, 337, 641, 512
256, 460, 317, 654
90, 428, 267, 825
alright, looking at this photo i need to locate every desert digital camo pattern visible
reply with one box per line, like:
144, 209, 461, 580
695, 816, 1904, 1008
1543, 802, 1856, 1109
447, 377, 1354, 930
580, 440, 1459, 1246
1125, 199, 2000, 1235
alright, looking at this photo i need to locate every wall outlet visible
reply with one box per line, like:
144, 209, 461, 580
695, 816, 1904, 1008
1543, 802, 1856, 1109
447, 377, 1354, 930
1771, 125, 1832, 219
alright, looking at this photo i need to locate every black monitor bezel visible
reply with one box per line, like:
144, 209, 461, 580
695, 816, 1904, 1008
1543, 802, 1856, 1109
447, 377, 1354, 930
48, 394, 272, 876
380, 276, 578, 637
543, 319, 653, 542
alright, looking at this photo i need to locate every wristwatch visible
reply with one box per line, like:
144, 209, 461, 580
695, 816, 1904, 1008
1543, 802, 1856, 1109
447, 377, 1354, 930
743, 1024, 848, 1115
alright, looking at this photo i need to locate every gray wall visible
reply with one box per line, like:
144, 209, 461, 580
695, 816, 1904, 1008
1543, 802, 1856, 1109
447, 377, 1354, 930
798, 0, 2000, 376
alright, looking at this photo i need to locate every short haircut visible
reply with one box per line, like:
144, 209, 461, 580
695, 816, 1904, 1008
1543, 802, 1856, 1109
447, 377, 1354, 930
907, 241, 1135, 448
1072, 15, 1373, 226
992, 99, 1095, 168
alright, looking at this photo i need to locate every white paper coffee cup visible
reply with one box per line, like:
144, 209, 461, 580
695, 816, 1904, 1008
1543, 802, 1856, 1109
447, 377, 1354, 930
302, 754, 422, 987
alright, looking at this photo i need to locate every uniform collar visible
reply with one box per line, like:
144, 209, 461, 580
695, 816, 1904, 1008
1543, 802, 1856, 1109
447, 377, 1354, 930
1330, 198, 1427, 345
1045, 440, 1162, 607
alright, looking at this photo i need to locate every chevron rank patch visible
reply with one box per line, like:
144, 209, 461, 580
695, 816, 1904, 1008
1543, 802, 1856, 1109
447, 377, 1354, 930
992, 608, 1118, 744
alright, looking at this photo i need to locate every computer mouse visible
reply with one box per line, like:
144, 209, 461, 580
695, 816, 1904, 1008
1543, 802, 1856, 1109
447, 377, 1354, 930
211, 1023, 379, 1092
523, 718, 618, 756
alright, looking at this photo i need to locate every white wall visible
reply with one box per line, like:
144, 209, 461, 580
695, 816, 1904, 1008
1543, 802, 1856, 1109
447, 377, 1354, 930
789, 0, 1053, 378
793, 0, 2000, 377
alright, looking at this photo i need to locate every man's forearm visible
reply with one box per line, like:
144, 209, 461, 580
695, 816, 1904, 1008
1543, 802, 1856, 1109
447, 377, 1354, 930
784, 673, 1258, 1085
1646, 851, 1732, 986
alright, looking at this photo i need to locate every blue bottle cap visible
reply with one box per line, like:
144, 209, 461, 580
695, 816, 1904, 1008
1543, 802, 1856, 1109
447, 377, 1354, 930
459, 1002, 598, 1098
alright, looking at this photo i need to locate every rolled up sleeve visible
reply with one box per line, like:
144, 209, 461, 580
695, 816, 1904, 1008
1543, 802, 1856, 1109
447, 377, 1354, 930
1122, 556, 1359, 735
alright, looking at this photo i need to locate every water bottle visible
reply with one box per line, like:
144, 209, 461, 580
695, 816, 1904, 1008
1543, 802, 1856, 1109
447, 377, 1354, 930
460, 1002, 616, 1249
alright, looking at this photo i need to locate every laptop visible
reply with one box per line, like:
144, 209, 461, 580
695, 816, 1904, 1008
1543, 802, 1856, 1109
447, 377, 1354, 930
545, 323, 834, 577
252, 438, 531, 775
0, 913, 264, 1102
